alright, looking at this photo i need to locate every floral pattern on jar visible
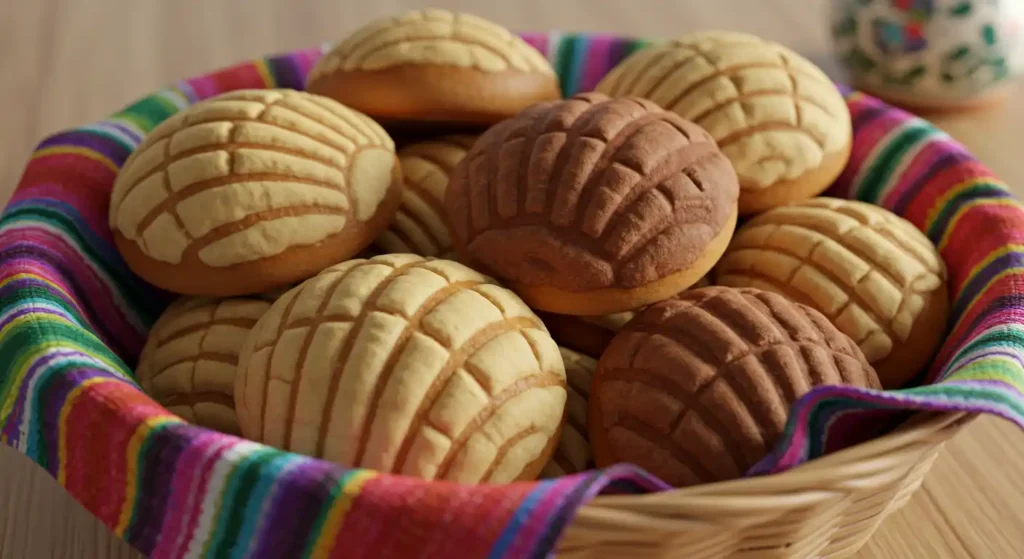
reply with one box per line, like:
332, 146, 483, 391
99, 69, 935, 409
832, 0, 1024, 104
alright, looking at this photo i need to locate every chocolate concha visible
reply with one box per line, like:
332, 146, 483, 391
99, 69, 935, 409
306, 9, 560, 126
594, 31, 852, 215
375, 135, 477, 257
714, 197, 948, 389
445, 92, 740, 316
109, 89, 401, 297
590, 286, 881, 487
540, 347, 595, 477
136, 293, 279, 435
235, 254, 567, 483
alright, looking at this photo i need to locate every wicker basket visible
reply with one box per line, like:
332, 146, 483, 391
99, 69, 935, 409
2, 31, 1022, 559
559, 412, 971, 558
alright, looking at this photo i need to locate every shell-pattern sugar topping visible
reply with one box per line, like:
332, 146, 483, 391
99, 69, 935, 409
109, 89, 395, 267
377, 135, 476, 257
137, 294, 277, 434
715, 198, 947, 363
236, 254, 566, 483
308, 9, 555, 79
446, 92, 738, 291
595, 31, 851, 188
594, 286, 879, 486
540, 347, 595, 478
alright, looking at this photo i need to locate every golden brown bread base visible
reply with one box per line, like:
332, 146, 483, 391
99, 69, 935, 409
738, 142, 852, 216
115, 161, 404, 297
872, 284, 950, 389
509, 210, 737, 316
307, 64, 562, 126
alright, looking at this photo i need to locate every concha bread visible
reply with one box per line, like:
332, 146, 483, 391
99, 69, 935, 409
445, 92, 740, 316
714, 197, 948, 388
590, 286, 882, 487
540, 347, 595, 477
235, 254, 567, 483
309, 9, 554, 76
306, 9, 561, 125
136, 294, 278, 434
375, 135, 477, 257
595, 31, 852, 215
109, 89, 402, 297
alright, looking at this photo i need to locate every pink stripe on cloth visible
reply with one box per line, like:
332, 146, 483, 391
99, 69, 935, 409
152, 433, 236, 559
7, 183, 113, 238
578, 36, 613, 93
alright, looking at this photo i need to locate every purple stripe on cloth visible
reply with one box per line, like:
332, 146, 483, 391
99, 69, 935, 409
172, 80, 200, 104
0, 241, 136, 357
36, 131, 132, 162
288, 50, 327, 85
952, 252, 1024, 319
578, 36, 612, 93
0, 275, 84, 322
126, 421, 195, 554
1, 349, 83, 447
878, 136, 951, 210
608, 39, 635, 69
0, 305, 76, 332
155, 433, 234, 559
251, 460, 343, 559
889, 150, 976, 216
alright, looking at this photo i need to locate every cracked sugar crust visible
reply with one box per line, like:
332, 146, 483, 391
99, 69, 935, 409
308, 8, 555, 80
540, 347, 595, 477
591, 286, 881, 487
235, 254, 567, 483
444, 92, 739, 291
136, 293, 279, 435
109, 89, 397, 267
595, 30, 851, 191
714, 197, 947, 371
376, 135, 477, 257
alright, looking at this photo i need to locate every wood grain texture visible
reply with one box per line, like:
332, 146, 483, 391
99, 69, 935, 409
1, 1, 1023, 558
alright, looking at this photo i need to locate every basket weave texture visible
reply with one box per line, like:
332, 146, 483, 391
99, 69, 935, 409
0, 33, 1022, 559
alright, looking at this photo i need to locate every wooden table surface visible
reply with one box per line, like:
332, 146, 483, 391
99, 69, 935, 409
1, 1, 1023, 558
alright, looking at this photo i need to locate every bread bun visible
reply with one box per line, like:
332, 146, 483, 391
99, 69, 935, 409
596, 31, 852, 215
376, 135, 477, 257
136, 294, 278, 434
445, 92, 739, 316
307, 9, 561, 127
109, 89, 401, 296
715, 197, 948, 388
235, 254, 567, 483
589, 286, 881, 487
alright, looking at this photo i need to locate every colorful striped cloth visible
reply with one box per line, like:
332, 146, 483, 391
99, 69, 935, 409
1, 32, 1022, 558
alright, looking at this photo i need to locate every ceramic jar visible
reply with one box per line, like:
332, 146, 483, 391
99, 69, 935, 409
831, 0, 1024, 111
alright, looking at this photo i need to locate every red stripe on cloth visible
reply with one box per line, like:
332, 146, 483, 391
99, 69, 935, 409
331, 475, 535, 559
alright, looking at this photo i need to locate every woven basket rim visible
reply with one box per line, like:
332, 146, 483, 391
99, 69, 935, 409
585, 411, 971, 506
564, 412, 973, 543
